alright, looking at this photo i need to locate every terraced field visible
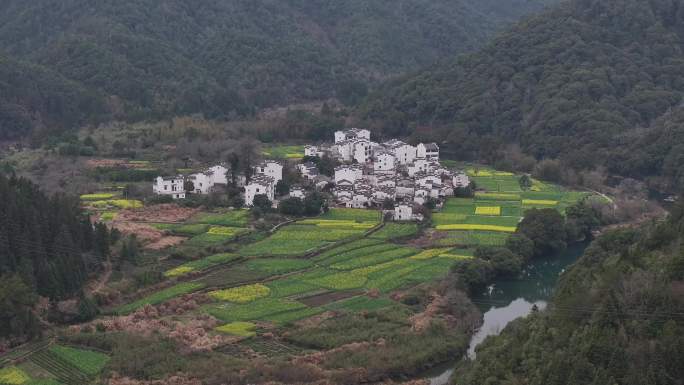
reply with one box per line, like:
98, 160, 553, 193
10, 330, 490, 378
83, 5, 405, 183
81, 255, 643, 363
431, 166, 591, 249
110, 174, 593, 342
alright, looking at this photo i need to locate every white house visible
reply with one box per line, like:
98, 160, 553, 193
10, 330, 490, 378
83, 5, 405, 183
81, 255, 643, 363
453, 172, 470, 188
407, 158, 431, 177
335, 128, 371, 144
352, 139, 375, 164
188, 172, 212, 194
153, 176, 186, 199
376, 175, 396, 188
297, 162, 319, 181
384, 140, 417, 165
417, 143, 439, 161
333, 140, 354, 162
372, 187, 396, 205
290, 186, 306, 199
374, 150, 396, 174
245, 175, 275, 206
395, 178, 415, 198
348, 192, 372, 208
304, 145, 324, 158
334, 165, 363, 184
394, 204, 413, 221
255, 160, 283, 183
415, 172, 442, 188
334, 185, 354, 202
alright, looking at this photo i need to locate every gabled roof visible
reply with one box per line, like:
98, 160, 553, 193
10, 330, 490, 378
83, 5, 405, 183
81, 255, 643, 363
421, 142, 439, 151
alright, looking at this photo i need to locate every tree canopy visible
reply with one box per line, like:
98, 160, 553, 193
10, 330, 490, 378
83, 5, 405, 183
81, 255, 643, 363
0, 0, 556, 140
360, 0, 684, 192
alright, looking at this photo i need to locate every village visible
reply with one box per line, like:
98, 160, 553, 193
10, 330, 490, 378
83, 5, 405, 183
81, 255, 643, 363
153, 128, 471, 221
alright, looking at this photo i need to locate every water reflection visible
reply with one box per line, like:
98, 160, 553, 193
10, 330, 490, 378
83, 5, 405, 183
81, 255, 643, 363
427, 242, 588, 384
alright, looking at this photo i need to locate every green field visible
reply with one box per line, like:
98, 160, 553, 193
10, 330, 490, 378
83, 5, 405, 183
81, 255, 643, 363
261, 145, 305, 159
110, 166, 593, 330
115, 282, 205, 314
48, 345, 109, 377
191, 210, 250, 227
432, 169, 589, 247
185, 226, 249, 247
239, 217, 374, 257
164, 253, 240, 278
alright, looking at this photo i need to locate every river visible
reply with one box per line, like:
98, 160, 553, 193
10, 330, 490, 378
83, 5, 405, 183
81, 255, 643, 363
426, 242, 588, 385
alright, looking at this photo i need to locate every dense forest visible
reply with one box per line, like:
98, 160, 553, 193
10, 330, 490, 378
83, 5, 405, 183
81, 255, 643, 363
0, 174, 109, 340
452, 201, 684, 385
0, 0, 556, 140
360, 0, 684, 192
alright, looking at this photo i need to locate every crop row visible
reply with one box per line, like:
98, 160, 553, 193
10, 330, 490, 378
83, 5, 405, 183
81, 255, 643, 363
330, 247, 419, 270
435, 224, 517, 232
245, 258, 313, 275
48, 345, 109, 377
318, 243, 403, 266
320, 208, 381, 222
206, 298, 306, 322
370, 223, 419, 240
436, 231, 509, 246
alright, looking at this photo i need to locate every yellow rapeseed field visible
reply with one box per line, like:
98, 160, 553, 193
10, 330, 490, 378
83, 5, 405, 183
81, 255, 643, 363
522, 199, 558, 205
0, 367, 30, 385
475, 206, 501, 215
209, 284, 271, 303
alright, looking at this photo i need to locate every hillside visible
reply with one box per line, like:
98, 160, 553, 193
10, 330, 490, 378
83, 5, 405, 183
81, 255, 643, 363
360, 0, 684, 191
453, 201, 684, 385
0, 0, 556, 140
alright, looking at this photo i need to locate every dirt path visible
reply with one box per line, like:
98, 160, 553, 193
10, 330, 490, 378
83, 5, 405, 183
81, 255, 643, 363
90, 260, 112, 295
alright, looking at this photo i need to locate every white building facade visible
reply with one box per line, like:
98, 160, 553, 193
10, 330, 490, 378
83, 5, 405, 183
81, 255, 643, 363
153, 176, 186, 199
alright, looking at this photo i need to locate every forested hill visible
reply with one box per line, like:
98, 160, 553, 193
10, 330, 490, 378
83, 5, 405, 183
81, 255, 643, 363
0, 0, 556, 141
453, 201, 684, 384
359, 0, 684, 192
0, 174, 110, 340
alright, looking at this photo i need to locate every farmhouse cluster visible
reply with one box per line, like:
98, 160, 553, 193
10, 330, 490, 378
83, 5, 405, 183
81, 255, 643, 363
153, 128, 470, 221
321, 129, 470, 219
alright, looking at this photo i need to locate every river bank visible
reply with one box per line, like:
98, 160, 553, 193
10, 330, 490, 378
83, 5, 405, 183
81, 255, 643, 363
425, 241, 589, 385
